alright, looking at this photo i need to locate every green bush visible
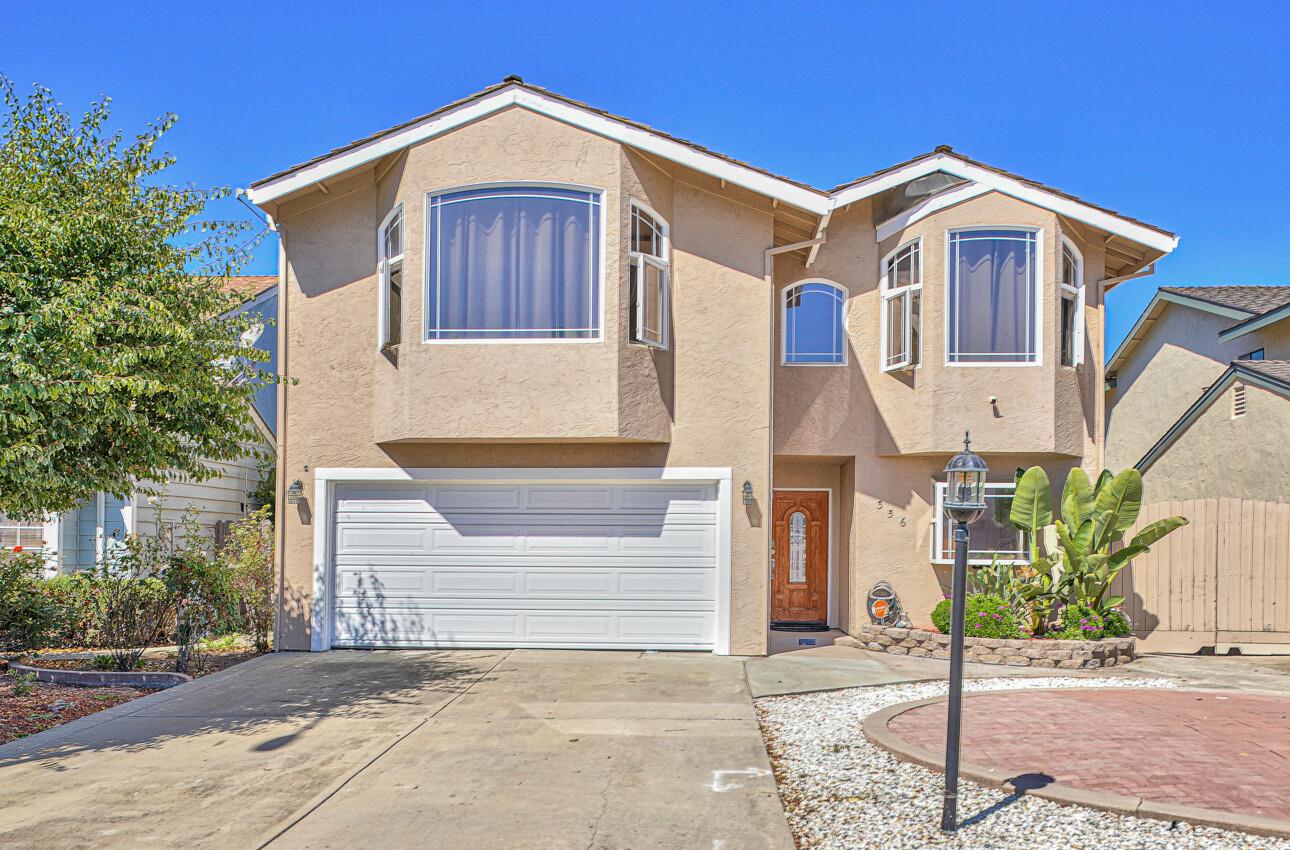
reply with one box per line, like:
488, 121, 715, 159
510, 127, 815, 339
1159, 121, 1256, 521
222, 506, 274, 653
930, 594, 1023, 639
1055, 603, 1105, 640
1103, 608, 1132, 638
40, 574, 100, 647
0, 550, 58, 650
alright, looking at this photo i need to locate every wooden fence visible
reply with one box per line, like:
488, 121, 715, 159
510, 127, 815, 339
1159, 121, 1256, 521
1111, 499, 1290, 652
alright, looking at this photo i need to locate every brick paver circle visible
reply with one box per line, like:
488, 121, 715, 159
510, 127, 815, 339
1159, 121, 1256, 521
887, 688, 1290, 822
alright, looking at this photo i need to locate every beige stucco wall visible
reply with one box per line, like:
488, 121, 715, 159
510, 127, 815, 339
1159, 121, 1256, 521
1106, 303, 1290, 471
1143, 380, 1290, 502
269, 108, 774, 654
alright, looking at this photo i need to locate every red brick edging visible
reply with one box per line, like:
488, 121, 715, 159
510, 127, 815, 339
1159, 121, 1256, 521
861, 688, 1290, 840
844, 624, 1135, 668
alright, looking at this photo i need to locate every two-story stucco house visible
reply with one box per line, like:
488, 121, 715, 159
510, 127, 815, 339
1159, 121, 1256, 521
247, 78, 1177, 655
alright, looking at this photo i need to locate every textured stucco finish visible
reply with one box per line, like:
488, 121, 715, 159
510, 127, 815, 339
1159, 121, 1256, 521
1143, 380, 1290, 502
1106, 302, 1290, 471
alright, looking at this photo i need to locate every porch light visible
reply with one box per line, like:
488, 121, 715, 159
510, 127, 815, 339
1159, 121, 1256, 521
939, 431, 987, 833
741, 481, 754, 506
286, 479, 305, 504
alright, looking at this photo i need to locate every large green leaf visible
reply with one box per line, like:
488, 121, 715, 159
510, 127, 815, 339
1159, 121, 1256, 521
1094, 469, 1143, 533
1107, 542, 1149, 571
1061, 468, 1095, 530
1093, 469, 1113, 497
1009, 466, 1052, 536
1092, 510, 1121, 553
1128, 516, 1189, 549
1074, 519, 1095, 554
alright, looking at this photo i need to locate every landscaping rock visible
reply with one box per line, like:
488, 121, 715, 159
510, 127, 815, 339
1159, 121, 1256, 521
852, 623, 1135, 669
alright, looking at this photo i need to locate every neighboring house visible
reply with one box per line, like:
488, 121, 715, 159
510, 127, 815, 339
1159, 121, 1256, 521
29, 277, 279, 573
1105, 285, 1290, 651
247, 77, 1176, 655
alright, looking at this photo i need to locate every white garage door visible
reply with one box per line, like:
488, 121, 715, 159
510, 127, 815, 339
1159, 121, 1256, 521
329, 480, 720, 650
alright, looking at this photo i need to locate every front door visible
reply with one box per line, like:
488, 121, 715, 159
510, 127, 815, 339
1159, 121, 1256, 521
771, 490, 829, 623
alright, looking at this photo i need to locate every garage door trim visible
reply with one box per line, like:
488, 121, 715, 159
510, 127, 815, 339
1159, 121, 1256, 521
310, 467, 733, 654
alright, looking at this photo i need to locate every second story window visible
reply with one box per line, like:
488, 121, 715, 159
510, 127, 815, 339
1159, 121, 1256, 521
947, 228, 1040, 365
881, 239, 922, 371
782, 281, 846, 365
377, 204, 404, 351
1060, 238, 1085, 367
426, 185, 601, 341
628, 202, 669, 349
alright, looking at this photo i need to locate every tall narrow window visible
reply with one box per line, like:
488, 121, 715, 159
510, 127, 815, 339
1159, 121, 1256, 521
1060, 238, 1085, 367
882, 239, 922, 371
788, 512, 807, 583
947, 228, 1040, 364
628, 202, 669, 349
378, 204, 404, 351
426, 185, 601, 341
782, 281, 846, 365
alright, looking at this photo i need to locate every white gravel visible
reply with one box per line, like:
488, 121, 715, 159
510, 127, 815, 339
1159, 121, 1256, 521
755, 677, 1290, 850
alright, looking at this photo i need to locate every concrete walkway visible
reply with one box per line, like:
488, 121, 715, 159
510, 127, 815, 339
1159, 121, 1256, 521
0, 650, 793, 850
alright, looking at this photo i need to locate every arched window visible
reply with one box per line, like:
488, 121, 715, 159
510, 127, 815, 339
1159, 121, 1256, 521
377, 204, 404, 351
782, 281, 846, 365
628, 201, 670, 349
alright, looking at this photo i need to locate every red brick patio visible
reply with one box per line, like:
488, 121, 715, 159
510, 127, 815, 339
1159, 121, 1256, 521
887, 688, 1290, 822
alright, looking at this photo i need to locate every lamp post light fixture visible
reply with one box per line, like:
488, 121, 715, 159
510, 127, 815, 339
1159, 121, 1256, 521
940, 431, 988, 833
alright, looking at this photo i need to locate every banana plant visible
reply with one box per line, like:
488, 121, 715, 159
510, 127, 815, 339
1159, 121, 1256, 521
1009, 466, 1187, 628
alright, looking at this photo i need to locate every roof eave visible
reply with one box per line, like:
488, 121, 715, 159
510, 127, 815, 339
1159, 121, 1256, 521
1219, 302, 1290, 342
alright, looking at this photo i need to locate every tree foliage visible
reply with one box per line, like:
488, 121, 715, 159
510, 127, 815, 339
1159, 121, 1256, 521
0, 80, 271, 518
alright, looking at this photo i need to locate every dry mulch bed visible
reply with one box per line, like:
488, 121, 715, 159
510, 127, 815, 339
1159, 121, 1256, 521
1, 678, 149, 745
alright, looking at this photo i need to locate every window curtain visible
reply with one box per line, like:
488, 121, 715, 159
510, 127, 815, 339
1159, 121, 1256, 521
428, 190, 599, 339
950, 232, 1035, 362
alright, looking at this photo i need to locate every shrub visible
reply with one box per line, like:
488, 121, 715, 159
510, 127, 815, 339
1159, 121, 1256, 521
222, 506, 274, 654
930, 594, 1023, 639
1103, 608, 1132, 638
165, 534, 236, 675
40, 574, 99, 647
0, 550, 58, 650
1055, 603, 1105, 640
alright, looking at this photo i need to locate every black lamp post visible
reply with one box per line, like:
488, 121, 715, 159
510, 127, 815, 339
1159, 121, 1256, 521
940, 431, 988, 833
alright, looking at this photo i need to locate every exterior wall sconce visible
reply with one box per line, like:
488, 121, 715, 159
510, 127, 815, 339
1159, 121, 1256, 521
286, 479, 305, 504
741, 481, 754, 505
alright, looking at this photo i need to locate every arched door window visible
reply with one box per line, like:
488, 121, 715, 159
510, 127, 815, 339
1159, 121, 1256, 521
788, 511, 807, 583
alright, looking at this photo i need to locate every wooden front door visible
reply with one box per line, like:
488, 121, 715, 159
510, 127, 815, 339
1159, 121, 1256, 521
771, 490, 829, 622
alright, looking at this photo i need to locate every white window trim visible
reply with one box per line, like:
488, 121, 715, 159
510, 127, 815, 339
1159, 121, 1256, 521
931, 481, 1029, 565
944, 226, 1044, 368
780, 279, 848, 367
377, 203, 404, 352
1059, 236, 1086, 367
421, 181, 607, 345
880, 238, 922, 372
628, 199, 670, 350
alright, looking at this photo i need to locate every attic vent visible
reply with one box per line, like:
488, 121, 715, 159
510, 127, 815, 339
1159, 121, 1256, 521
1232, 382, 1247, 418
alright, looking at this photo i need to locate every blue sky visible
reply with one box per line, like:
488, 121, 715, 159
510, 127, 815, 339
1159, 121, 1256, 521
4, 0, 1287, 356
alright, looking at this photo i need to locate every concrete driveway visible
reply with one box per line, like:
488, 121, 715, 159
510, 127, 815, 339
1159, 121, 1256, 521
0, 650, 793, 849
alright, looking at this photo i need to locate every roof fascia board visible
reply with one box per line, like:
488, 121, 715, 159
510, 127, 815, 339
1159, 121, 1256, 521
249, 86, 829, 213
1108, 290, 1254, 374
835, 154, 1179, 254
1136, 365, 1290, 472
874, 182, 990, 242
1219, 302, 1290, 342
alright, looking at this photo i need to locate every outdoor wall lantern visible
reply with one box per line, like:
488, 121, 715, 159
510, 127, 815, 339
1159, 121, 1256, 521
286, 479, 305, 505
741, 480, 754, 506
939, 432, 987, 833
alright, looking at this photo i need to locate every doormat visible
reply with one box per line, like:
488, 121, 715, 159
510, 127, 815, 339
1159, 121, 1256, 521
770, 621, 830, 633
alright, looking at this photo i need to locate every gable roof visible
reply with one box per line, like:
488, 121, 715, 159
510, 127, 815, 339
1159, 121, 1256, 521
1137, 359, 1290, 472
1107, 285, 1290, 375
222, 275, 278, 302
246, 78, 1177, 255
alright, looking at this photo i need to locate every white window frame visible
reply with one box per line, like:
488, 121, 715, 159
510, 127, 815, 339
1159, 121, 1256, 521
628, 199, 670, 350
780, 279, 848, 366
944, 226, 1044, 367
1059, 236, 1086, 367
880, 238, 922, 372
931, 481, 1029, 565
376, 203, 404, 352
422, 182, 606, 345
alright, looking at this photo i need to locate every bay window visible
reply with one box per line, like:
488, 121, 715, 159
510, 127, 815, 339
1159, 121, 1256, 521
946, 228, 1041, 365
881, 239, 922, 371
1060, 238, 1085, 367
425, 185, 602, 341
932, 481, 1028, 564
782, 281, 846, 365
377, 204, 404, 351
628, 202, 669, 349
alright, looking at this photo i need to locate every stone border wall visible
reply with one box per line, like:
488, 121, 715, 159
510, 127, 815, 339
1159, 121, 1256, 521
844, 624, 1135, 668
7, 659, 192, 689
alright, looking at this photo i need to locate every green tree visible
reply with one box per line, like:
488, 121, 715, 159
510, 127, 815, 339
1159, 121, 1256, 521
0, 80, 271, 519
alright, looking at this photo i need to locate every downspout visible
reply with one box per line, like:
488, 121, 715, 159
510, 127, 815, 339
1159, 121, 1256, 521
269, 213, 288, 653
1096, 262, 1156, 472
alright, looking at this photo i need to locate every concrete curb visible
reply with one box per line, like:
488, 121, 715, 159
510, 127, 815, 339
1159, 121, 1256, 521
861, 687, 1290, 840
9, 659, 192, 689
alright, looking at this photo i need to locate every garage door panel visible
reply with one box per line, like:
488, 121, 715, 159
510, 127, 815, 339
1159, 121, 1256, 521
330, 480, 720, 650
